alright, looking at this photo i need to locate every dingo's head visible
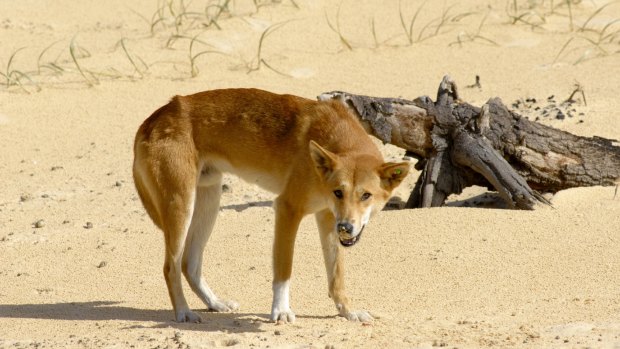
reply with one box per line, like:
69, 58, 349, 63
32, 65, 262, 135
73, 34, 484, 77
309, 141, 409, 247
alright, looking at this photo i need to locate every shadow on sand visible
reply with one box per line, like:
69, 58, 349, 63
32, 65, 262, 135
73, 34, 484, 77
221, 200, 273, 212
0, 301, 266, 333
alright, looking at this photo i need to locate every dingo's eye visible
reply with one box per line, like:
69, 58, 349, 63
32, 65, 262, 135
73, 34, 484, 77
361, 192, 372, 201
333, 190, 343, 199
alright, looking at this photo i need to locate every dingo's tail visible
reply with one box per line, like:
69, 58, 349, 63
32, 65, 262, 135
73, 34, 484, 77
132, 101, 177, 230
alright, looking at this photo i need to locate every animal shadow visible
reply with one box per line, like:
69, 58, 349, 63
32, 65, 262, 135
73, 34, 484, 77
0, 301, 265, 333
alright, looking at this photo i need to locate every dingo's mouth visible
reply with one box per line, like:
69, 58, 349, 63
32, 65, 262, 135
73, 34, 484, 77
339, 226, 364, 247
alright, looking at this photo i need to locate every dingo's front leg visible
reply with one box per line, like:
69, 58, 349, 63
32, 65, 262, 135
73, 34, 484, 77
270, 197, 302, 323
315, 209, 373, 322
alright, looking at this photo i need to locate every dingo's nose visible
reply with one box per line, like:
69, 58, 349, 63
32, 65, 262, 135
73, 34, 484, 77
337, 222, 354, 235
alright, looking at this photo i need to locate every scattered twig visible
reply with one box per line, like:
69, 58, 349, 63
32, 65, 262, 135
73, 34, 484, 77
465, 75, 481, 89
37, 40, 64, 75
70, 36, 98, 86
565, 82, 587, 106
0, 48, 40, 93
247, 20, 294, 76
188, 32, 227, 77
325, 2, 353, 51
449, 11, 499, 47
119, 38, 149, 78
399, 0, 426, 45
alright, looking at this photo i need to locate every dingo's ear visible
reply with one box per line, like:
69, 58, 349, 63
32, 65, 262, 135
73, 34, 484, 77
309, 140, 338, 179
379, 162, 409, 191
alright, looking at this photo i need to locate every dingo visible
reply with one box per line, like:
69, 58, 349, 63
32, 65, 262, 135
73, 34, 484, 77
133, 88, 409, 323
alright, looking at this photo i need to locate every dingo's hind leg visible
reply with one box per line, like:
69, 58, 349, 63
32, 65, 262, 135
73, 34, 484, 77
183, 173, 239, 313
152, 147, 202, 323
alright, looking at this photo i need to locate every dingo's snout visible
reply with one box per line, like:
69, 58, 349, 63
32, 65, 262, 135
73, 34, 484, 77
337, 221, 364, 247
337, 222, 354, 235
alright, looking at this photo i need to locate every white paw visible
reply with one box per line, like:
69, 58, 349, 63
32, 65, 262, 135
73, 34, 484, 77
175, 310, 202, 323
209, 299, 239, 312
271, 280, 294, 322
270, 308, 296, 323
344, 310, 373, 322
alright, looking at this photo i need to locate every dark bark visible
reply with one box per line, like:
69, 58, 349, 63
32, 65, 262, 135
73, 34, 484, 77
318, 76, 620, 210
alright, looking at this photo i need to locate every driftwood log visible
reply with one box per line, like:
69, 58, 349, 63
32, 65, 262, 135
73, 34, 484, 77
318, 76, 620, 210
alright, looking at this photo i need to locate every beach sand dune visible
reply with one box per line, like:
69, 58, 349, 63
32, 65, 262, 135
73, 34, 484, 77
1, 1, 619, 348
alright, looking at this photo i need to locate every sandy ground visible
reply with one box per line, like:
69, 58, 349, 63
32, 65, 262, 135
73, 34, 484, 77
1, 0, 619, 348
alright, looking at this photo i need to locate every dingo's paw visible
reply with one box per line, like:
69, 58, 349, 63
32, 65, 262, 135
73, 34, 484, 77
209, 299, 239, 312
270, 308, 296, 323
343, 310, 373, 322
176, 310, 202, 323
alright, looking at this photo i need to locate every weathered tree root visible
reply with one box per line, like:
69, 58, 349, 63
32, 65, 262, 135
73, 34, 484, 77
319, 76, 620, 210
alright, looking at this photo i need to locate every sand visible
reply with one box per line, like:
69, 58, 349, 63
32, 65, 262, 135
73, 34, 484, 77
1, 0, 619, 348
